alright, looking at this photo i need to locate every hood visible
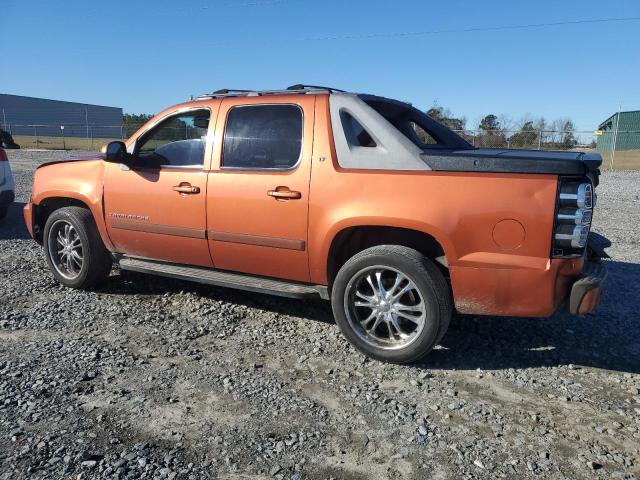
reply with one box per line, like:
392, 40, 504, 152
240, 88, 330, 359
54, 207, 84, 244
36, 154, 102, 170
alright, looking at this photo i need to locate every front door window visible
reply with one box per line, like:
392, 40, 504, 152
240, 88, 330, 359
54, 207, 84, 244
135, 111, 210, 168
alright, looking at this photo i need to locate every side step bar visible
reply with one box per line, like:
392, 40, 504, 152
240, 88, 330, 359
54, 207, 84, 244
118, 256, 329, 300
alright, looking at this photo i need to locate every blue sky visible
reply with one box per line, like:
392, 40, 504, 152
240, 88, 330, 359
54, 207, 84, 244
2, 0, 639, 132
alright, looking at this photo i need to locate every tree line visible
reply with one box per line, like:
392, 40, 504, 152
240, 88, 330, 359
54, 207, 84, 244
123, 113, 153, 137
426, 105, 582, 149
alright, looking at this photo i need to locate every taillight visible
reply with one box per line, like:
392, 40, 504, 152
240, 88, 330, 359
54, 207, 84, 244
559, 182, 593, 209
0, 148, 7, 162
552, 179, 594, 256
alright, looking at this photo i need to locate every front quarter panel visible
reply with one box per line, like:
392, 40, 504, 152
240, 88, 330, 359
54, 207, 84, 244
31, 160, 113, 250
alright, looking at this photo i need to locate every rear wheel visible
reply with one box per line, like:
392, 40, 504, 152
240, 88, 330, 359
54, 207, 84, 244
331, 245, 452, 364
43, 206, 112, 289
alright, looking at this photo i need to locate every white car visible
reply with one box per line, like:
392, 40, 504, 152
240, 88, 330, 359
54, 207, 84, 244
0, 148, 15, 220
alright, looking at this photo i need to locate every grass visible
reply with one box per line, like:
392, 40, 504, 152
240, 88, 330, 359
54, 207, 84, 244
12, 135, 120, 151
597, 149, 640, 171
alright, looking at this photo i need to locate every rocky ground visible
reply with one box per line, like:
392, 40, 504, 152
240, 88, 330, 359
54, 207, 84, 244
1, 150, 639, 480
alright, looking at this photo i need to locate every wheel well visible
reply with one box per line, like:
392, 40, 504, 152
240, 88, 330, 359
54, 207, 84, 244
327, 226, 448, 284
33, 197, 90, 243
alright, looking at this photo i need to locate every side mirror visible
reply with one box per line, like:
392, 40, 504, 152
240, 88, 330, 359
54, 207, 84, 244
193, 117, 209, 129
103, 141, 128, 163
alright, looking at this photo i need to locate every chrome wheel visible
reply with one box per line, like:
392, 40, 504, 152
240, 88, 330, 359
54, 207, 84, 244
344, 266, 427, 350
47, 220, 84, 280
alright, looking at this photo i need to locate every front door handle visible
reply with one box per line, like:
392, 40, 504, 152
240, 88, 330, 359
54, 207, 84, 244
268, 188, 302, 200
173, 183, 200, 194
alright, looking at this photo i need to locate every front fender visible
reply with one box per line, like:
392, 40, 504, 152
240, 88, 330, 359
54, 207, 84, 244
31, 160, 114, 251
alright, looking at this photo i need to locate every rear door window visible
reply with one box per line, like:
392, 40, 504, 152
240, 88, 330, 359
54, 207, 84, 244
222, 105, 303, 170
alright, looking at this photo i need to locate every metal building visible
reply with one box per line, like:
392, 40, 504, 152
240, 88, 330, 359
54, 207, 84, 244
0, 93, 123, 138
596, 110, 640, 152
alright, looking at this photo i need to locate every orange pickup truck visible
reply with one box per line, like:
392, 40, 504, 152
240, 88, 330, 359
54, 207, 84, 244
24, 85, 608, 363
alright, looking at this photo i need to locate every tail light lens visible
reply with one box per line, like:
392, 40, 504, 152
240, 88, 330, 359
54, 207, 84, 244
559, 182, 592, 209
0, 148, 7, 162
552, 179, 594, 256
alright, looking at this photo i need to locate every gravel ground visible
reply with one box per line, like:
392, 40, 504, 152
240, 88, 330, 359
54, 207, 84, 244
1, 150, 639, 480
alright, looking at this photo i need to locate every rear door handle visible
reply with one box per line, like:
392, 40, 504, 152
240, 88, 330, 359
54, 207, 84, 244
267, 188, 302, 200
173, 183, 200, 194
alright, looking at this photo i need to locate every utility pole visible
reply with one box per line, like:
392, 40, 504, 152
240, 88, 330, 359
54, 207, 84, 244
85, 108, 90, 149
610, 106, 621, 170
537, 130, 542, 150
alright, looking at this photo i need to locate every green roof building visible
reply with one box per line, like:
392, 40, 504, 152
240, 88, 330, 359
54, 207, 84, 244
596, 110, 640, 152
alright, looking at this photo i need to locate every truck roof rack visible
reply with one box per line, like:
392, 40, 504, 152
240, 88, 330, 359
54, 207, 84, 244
286, 84, 346, 93
213, 89, 254, 95
196, 85, 345, 100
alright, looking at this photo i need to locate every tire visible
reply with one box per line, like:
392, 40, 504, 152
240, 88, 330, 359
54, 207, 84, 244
43, 206, 112, 289
331, 245, 452, 364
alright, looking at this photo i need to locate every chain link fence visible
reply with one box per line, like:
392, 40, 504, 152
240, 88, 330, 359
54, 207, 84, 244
454, 128, 639, 170
0, 121, 142, 151
1, 121, 638, 170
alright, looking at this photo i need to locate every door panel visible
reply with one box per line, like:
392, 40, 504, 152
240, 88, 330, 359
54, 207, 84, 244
206, 96, 315, 282
104, 165, 212, 267
104, 106, 217, 268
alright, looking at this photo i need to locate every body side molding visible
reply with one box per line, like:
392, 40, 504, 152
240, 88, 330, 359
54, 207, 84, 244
208, 230, 306, 251
110, 220, 206, 239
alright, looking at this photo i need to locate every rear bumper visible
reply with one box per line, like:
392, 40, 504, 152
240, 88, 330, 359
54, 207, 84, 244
567, 260, 606, 314
0, 189, 14, 206
451, 257, 584, 317
451, 239, 608, 317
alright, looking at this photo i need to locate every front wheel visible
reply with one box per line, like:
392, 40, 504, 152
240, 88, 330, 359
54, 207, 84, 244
43, 206, 112, 289
331, 245, 452, 364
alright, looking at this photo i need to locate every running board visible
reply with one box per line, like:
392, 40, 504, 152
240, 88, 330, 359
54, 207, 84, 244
118, 256, 329, 300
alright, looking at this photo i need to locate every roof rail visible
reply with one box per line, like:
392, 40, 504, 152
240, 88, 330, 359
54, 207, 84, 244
213, 89, 254, 95
195, 85, 344, 100
196, 89, 259, 100
287, 84, 345, 92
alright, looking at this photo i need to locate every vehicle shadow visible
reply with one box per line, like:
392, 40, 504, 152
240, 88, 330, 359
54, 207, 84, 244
0, 202, 30, 240
422, 259, 640, 374
99, 269, 336, 325
101, 259, 640, 374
